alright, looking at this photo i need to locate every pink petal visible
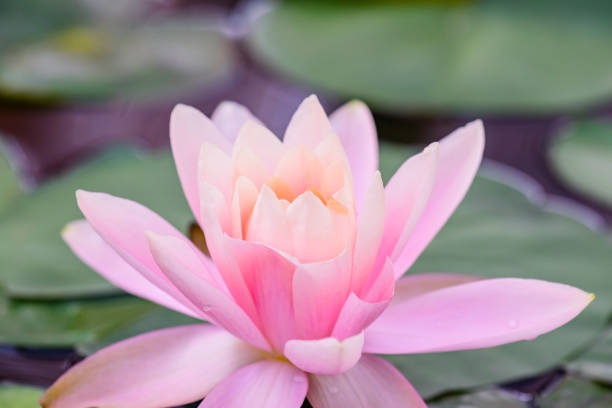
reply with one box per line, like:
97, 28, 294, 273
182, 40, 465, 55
284, 332, 364, 375
361, 257, 395, 303
307, 354, 426, 408
200, 359, 308, 408
246, 185, 292, 255
332, 293, 390, 341
199, 142, 233, 204
377, 143, 438, 276
227, 238, 298, 352
234, 121, 284, 173
232, 145, 271, 189
62, 220, 198, 318
351, 172, 385, 295
76, 190, 222, 316
392, 273, 483, 305
364, 278, 594, 354
211, 101, 261, 143
292, 249, 352, 339
393, 120, 485, 277
329, 101, 378, 210
147, 232, 271, 351
287, 191, 340, 263
170, 104, 232, 221
274, 146, 324, 196
284, 95, 335, 149
40, 325, 263, 408
199, 182, 259, 321
230, 176, 259, 239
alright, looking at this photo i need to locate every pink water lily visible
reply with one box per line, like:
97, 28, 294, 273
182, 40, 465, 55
41, 96, 593, 408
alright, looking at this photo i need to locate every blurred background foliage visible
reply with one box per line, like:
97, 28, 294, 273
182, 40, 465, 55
0, 0, 611, 407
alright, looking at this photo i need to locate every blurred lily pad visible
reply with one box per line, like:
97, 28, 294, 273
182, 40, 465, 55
0, 144, 22, 213
249, 0, 612, 114
569, 328, 612, 385
538, 376, 612, 408
0, 147, 193, 299
379, 143, 612, 397
550, 120, 612, 207
0, 384, 43, 408
0, 19, 236, 103
429, 388, 526, 408
0, 295, 197, 348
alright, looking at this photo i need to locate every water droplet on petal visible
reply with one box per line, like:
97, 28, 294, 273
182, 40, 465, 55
508, 319, 517, 328
203, 304, 213, 312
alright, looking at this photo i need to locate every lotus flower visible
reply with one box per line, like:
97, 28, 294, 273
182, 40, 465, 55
41, 96, 593, 408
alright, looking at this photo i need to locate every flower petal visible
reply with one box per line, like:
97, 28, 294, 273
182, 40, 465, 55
292, 249, 352, 339
211, 101, 261, 143
234, 121, 284, 173
76, 190, 223, 316
246, 185, 292, 255
392, 273, 482, 305
330, 101, 378, 210
376, 143, 438, 276
393, 120, 485, 277
170, 104, 232, 221
332, 293, 390, 341
147, 232, 271, 351
40, 325, 263, 408
364, 278, 594, 354
200, 359, 308, 408
351, 171, 385, 295
284, 332, 364, 375
307, 354, 426, 408
284, 95, 335, 149
63, 220, 197, 318
199, 142, 234, 204
227, 238, 298, 352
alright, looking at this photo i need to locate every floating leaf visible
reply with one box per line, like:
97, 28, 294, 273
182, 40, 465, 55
379, 143, 612, 397
568, 328, 612, 385
550, 120, 612, 207
249, 0, 612, 114
537, 376, 612, 408
0, 384, 43, 408
429, 388, 526, 408
0, 147, 193, 299
0, 19, 236, 102
0, 144, 22, 213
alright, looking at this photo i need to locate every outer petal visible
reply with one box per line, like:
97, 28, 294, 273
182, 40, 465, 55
393, 120, 485, 276
330, 101, 378, 209
332, 293, 390, 341
170, 104, 232, 221
40, 325, 263, 408
364, 278, 594, 354
391, 273, 482, 305
63, 220, 197, 318
284, 95, 335, 149
284, 332, 364, 375
307, 354, 426, 408
351, 171, 385, 295
200, 359, 308, 408
376, 143, 438, 278
211, 101, 261, 143
292, 249, 352, 339
76, 190, 223, 316
147, 233, 271, 351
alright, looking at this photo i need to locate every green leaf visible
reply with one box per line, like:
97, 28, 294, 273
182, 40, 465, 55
0, 147, 194, 299
537, 376, 612, 408
0, 20, 236, 103
0, 384, 43, 408
429, 388, 526, 408
550, 120, 612, 207
569, 328, 612, 385
0, 144, 22, 213
249, 0, 612, 114
0, 294, 198, 348
379, 142, 612, 397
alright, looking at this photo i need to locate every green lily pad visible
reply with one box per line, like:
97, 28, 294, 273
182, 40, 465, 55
0, 147, 194, 299
0, 384, 43, 408
429, 388, 526, 408
379, 142, 612, 397
249, 0, 612, 114
538, 376, 612, 408
0, 20, 236, 102
569, 328, 612, 385
0, 294, 198, 348
550, 120, 612, 207
0, 144, 22, 213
